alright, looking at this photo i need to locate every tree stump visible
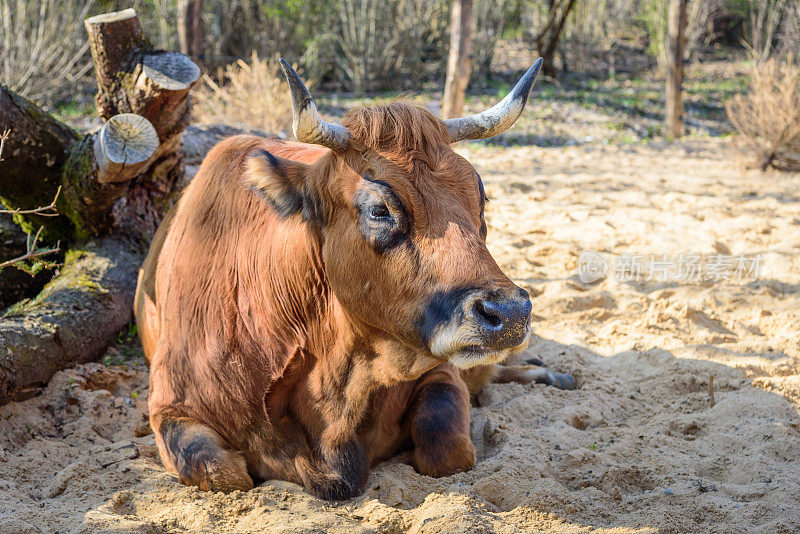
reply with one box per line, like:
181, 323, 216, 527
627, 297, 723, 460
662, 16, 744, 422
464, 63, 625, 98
0, 8, 200, 405
0, 88, 159, 240
85, 10, 200, 237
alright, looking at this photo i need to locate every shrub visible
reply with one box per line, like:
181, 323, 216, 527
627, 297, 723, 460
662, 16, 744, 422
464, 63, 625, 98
0, 0, 95, 106
193, 52, 293, 135
726, 58, 800, 171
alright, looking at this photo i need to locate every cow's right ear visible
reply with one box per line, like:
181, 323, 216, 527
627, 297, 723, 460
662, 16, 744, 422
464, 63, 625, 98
245, 149, 322, 222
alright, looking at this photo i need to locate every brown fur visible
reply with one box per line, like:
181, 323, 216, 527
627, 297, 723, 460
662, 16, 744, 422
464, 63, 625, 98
136, 103, 550, 500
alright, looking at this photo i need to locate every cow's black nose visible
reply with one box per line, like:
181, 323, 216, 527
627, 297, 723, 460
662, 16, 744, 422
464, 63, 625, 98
472, 290, 532, 348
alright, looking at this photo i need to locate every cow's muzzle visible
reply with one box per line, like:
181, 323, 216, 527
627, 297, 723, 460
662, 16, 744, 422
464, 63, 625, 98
421, 286, 532, 368
470, 288, 532, 349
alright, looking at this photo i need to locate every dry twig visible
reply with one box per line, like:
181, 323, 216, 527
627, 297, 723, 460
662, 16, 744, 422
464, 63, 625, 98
0, 185, 61, 217
0, 226, 60, 272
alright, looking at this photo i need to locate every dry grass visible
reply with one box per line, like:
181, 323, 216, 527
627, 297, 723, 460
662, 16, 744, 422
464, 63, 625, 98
0, 0, 95, 106
726, 58, 800, 171
192, 52, 293, 135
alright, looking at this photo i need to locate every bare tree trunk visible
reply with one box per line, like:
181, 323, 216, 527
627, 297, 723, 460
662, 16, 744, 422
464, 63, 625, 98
530, 0, 576, 78
178, 0, 204, 62
540, 0, 575, 77
442, 0, 473, 120
666, 0, 688, 140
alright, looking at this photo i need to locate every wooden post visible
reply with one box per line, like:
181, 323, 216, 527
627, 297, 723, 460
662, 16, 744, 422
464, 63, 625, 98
442, 0, 473, 120
665, 0, 688, 140
178, 0, 204, 62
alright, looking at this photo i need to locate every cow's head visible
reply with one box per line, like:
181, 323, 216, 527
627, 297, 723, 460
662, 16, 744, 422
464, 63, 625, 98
246, 59, 544, 372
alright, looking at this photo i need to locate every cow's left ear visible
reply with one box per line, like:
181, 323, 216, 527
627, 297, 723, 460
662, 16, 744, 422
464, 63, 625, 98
245, 149, 323, 223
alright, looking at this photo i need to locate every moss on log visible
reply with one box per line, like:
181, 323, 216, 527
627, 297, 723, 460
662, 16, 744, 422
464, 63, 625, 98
0, 87, 80, 239
0, 237, 143, 404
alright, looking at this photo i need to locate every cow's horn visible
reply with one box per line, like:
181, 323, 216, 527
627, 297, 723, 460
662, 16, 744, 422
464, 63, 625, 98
279, 59, 350, 151
445, 57, 543, 143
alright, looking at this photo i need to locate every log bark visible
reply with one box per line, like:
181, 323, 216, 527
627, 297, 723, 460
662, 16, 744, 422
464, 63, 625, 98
666, 0, 688, 140
0, 87, 79, 238
442, 0, 473, 120
0, 87, 158, 240
0, 237, 143, 404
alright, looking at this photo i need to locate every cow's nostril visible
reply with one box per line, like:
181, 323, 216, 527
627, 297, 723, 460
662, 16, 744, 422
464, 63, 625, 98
470, 293, 532, 349
474, 299, 503, 329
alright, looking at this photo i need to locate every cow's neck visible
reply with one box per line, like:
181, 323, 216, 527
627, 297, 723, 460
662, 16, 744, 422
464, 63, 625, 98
252, 222, 439, 447
301, 295, 441, 449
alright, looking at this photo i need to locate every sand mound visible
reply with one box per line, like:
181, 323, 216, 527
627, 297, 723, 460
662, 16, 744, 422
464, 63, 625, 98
1, 138, 799, 533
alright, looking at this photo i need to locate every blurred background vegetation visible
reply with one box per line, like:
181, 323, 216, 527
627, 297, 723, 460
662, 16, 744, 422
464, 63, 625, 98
1, 0, 798, 162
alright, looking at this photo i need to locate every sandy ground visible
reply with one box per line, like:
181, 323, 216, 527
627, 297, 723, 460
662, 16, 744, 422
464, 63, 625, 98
2, 137, 799, 533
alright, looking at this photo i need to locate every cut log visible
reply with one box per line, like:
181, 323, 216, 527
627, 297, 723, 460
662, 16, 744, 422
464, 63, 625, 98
0, 237, 143, 404
84, 9, 148, 119
85, 9, 200, 237
85, 11, 199, 142
133, 51, 201, 141
0, 86, 159, 239
94, 113, 159, 184
0, 9, 201, 408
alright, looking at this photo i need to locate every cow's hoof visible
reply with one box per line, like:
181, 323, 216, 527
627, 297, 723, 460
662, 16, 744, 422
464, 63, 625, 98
549, 372, 576, 390
308, 476, 363, 501
178, 454, 254, 493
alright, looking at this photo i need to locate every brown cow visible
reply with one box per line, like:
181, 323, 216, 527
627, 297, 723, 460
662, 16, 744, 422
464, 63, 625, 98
134, 57, 575, 500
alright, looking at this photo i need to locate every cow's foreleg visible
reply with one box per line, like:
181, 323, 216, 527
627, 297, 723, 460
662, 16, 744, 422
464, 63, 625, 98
407, 367, 475, 477
294, 438, 367, 501
153, 413, 254, 492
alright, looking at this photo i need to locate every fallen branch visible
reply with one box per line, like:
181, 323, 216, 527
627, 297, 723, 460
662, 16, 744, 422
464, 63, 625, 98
0, 185, 60, 217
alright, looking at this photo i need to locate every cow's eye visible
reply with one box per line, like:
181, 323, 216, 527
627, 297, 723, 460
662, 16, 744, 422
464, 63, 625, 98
368, 204, 392, 221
